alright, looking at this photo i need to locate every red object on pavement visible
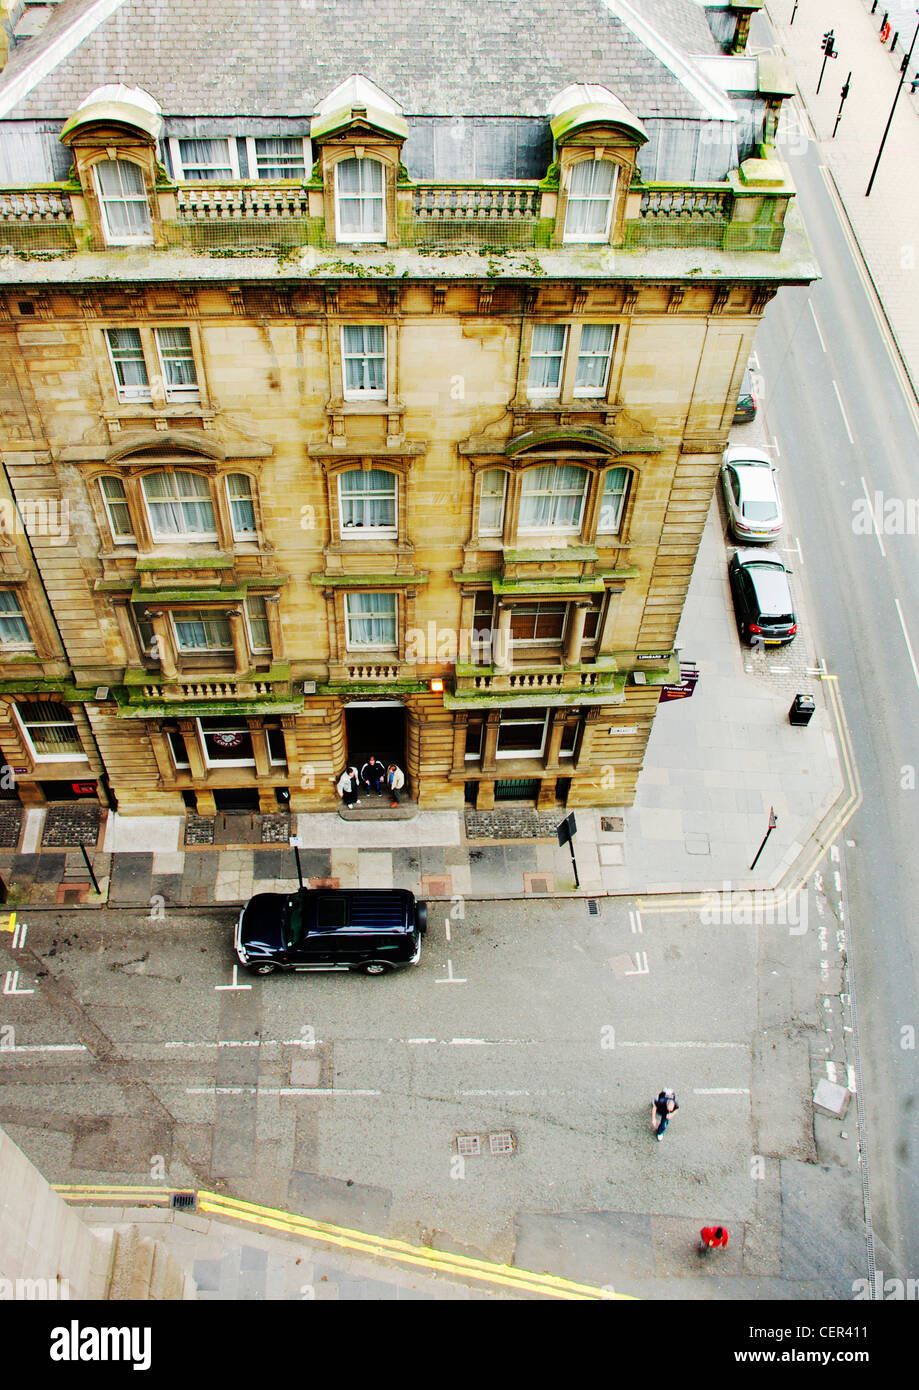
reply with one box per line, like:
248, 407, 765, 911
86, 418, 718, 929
700, 1226, 729, 1249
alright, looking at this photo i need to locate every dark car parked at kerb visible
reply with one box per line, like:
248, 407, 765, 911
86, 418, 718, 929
728, 549, 797, 646
235, 887, 427, 976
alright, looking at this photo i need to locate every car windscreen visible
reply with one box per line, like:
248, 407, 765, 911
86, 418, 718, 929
747, 564, 792, 618
742, 501, 778, 521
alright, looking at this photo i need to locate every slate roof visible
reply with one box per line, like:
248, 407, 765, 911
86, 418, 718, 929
0, 0, 722, 121
627, 0, 722, 55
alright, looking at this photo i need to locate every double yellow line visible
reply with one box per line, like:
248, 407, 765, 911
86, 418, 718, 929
196, 1191, 624, 1299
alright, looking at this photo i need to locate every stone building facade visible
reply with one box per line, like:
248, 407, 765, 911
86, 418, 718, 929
0, 0, 813, 816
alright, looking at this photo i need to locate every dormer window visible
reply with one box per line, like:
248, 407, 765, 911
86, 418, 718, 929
94, 158, 152, 244
564, 159, 617, 242
334, 157, 385, 242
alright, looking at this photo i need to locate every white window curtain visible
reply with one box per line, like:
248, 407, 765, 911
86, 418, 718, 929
342, 325, 386, 394
106, 328, 150, 397
0, 591, 30, 645
574, 324, 614, 395
339, 469, 397, 529
478, 469, 508, 535
226, 474, 257, 537
345, 591, 397, 647
245, 596, 271, 652
564, 160, 616, 241
142, 470, 217, 539
518, 464, 588, 530
335, 157, 385, 240
99, 476, 135, 541
173, 609, 233, 651
155, 328, 198, 396
597, 468, 630, 533
95, 159, 152, 240
528, 325, 567, 393
253, 137, 306, 179
177, 138, 233, 180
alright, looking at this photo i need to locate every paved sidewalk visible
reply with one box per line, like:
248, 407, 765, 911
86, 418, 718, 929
764, 0, 919, 398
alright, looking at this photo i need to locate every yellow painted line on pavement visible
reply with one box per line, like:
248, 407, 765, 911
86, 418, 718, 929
1, 912, 16, 932
636, 673, 861, 917
196, 1190, 625, 1300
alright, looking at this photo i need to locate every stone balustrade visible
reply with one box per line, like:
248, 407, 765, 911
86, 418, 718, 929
411, 183, 542, 222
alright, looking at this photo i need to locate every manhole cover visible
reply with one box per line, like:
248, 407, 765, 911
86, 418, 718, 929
601, 816, 624, 833
456, 1135, 482, 1156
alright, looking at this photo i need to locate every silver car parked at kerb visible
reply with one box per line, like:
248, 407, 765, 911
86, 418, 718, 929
720, 445, 783, 543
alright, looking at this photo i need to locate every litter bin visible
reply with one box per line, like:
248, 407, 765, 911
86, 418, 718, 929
789, 693, 815, 726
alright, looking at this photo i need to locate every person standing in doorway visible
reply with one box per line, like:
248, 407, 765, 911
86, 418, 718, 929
651, 1088, 679, 1141
336, 766, 360, 807
360, 755, 385, 795
386, 763, 405, 806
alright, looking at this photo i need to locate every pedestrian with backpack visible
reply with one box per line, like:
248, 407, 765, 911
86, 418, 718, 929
651, 1088, 679, 1141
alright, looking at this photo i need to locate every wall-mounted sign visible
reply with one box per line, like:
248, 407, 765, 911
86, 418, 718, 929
636, 652, 670, 661
608, 725, 639, 735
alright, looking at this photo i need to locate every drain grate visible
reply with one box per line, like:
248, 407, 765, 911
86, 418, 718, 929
456, 1134, 482, 1156
488, 1131, 516, 1155
170, 1191, 196, 1210
587, 899, 600, 915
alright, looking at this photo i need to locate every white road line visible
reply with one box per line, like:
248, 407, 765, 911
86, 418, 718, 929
185, 1086, 381, 1096
2, 1043, 88, 1054
859, 476, 887, 558
693, 1087, 750, 1095
832, 380, 854, 444
895, 599, 919, 690
618, 1041, 747, 1049
771, 434, 781, 460
808, 298, 827, 352
750, 349, 760, 369
406, 1038, 437, 1045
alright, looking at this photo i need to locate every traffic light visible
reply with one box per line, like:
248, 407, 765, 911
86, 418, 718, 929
821, 29, 837, 57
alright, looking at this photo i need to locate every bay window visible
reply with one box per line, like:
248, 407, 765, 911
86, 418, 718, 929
597, 467, 630, 535
496, 707, 549, 759
518, 464, 588, 532
172, 609, 233, 653
141, 470, 217, 541
478, 469, 508, 536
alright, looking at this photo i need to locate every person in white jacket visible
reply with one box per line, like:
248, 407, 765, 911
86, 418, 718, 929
386, 763, 405, 806
336, 766, 360, 806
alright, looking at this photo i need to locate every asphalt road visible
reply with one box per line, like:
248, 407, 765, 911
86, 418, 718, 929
755, 134, 919, 1280
0, 895, 853, 1292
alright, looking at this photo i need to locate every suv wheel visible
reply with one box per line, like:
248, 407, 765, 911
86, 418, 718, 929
250, 961, 277, 976
415, 901, 428, 935
360, 961, 393, 975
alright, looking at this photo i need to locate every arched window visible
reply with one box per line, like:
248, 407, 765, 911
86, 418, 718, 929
225, 474, 257, 539
334, 157, 385, 242
141, 469, 216, 541
93, 159, 152, 244
596, 467, 631, 534
564, 159, 617, 243
338, 468, 397, 535
98, 475, 136, 543
518, 464, 589, 532
477, 469, 508, 536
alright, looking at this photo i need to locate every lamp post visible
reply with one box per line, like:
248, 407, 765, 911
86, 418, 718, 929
867, 9, 919, 195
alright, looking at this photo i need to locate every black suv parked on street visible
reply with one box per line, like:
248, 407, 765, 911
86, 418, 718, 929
235, 887, 427, 976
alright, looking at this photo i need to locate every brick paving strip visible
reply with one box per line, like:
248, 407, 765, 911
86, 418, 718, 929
464, 809, 567, 840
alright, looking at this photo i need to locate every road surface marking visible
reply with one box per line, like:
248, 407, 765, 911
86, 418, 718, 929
832, 380, 854, 443
808, 298, 826, 352
3, 1043, 88, 1053
895, 599, 919, 689
628, 909, 643, 934
624, 952, 649, 976
185, 1086, 382, 1096
435, 960, 467, 984
215, 964, 251, 992
618, 1041, 746, 1049
859, 476, 887, 557
196, 1191, 622, 1299
694, 1087, 750, 1095
771, 434, 781, 459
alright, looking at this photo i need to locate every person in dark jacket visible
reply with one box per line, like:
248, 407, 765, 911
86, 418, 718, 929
651, 1089, 679, 1141
360, 755, 385, 795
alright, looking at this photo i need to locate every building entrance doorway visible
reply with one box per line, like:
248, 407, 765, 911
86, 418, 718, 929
344, 702, 405, 781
